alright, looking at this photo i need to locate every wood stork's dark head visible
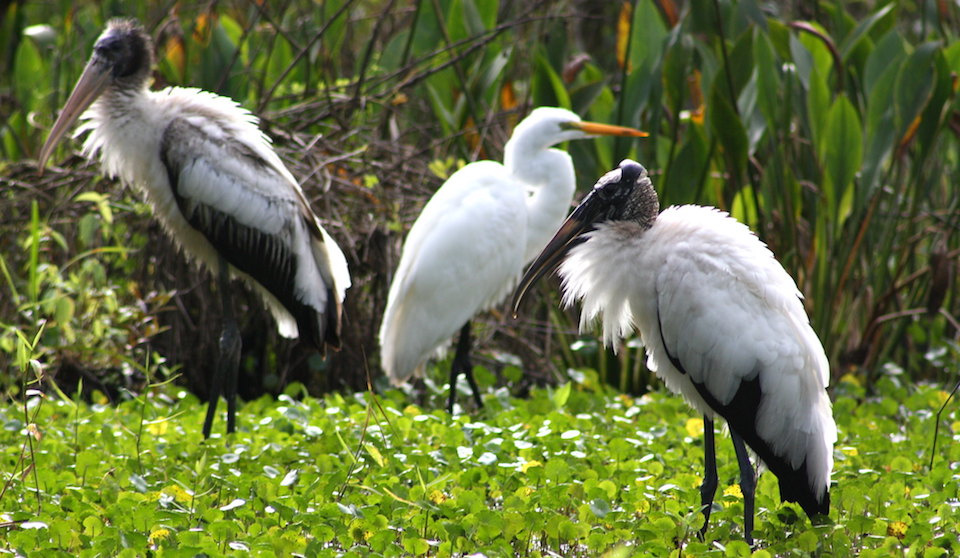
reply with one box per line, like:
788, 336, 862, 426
511, 159, 659, 314
38, 18, 154, 171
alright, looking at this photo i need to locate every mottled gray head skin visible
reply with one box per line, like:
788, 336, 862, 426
93, 18, 155, 91
585, 159, 659, 230
511, 159, 660, 314
38, 18, 154, 170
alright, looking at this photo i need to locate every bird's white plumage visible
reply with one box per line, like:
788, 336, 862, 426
379, 107, 615, 384
559, 205, 836, 498
76, 86, 350, 339
380, 162, 527, 380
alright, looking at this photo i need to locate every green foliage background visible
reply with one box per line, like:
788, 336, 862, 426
0, 0, 959, 554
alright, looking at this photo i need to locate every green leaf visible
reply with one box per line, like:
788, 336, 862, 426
863, 31, 906, 95
806, 64, 830, 155
731, 185, 759, 228
839, 3, 894, 62
893, 42, 939, 138
552, 382, 571, 408
860, 43, 902, 194
708, 78, 748, 179
819, 94, 862, 228
531, 51, 571, 109
753, 28, 780, 130
797, 22, 835, 83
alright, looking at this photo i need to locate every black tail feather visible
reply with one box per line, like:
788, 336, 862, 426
691, 376, 829, 519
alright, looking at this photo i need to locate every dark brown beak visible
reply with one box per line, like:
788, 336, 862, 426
38, 56, 112, 174
511, 188, 610, 316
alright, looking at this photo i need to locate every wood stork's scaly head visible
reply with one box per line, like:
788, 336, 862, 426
38, 18, 154, 171
511, 159, 659, 314
508, 107, 648, 153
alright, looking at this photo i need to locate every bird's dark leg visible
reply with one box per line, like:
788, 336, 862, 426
202, 255, 241, 438
447, 322, 483, 413
730, 429, 756, 546
699, 416, 719, 540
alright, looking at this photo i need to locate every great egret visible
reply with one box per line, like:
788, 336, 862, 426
38, 18, 351, 437
379, 107, 646, 411
513, 159, 836, 544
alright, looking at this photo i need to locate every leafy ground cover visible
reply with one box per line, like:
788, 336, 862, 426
1, 368, 958, 557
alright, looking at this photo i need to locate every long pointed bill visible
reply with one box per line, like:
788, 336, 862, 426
565, 120, 648, 138
38, 57, 111, 174
510, 189, 610, 317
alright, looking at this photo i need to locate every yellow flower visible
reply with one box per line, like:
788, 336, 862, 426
723, 484, 742, 499
521, 460, 543, 473
685, 418, 704, 438
839, 373, 862, 387
162, 484, 193, 504
887, 520, 908, 539
428, 490, 446, 505
147, 420, 168, 436
148, 528, 171, 545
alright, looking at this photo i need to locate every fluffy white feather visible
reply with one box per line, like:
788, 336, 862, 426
559, 204, 836, 499
76, 84, 350, 341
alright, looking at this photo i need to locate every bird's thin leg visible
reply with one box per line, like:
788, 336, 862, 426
730, 429, 756, 546
699, 416, 719, 540
202, 255, 241, 438
448, 322, 483, 413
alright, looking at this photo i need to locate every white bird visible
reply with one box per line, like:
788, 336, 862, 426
512, 160, 836, 544
38, 18, 350, 437
379, 107, 646, 411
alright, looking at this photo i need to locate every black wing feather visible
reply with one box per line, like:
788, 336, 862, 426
655, 307, 828, 518
160, 117, 334, 351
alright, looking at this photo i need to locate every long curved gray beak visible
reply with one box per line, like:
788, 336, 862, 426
38, 56, 111, 174
510, 189, 609, 316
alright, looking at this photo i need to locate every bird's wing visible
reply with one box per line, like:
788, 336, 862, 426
160, 115, 344, 349
652, 207, 825, 403
653, 206, 835, 499
379, 161, 527, 383
651, 206, 833, 462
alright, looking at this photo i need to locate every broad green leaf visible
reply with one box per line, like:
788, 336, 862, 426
819, 94, 862, 228
708, 78, 748, 180
620, 0, 667, 120
14, 36, 45, 112
726, 27, 755, 93
788, 32, 816, 90
839, 3, 894, 61
627, 0, 668, 73
797, 22, 835, 83
552, 382, 571, 408
860, 53, 901, 195
662, 31, 694, 118
863, 30, 907, 95
738, 72, 767, 154
531, 51, 571, 110
753, 29, 780, 130
730, 185, 759, 228
446, 0, 468, 42
893, 42, 939, 138
912, 49, 953, 158
945, 41, 960, 74
661, 124, 709, 206
806, 64, 830, 154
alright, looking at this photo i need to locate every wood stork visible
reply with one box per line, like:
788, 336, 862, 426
512, 160, 836, 544
379, 108, 646, 412
38, 18, 350, 438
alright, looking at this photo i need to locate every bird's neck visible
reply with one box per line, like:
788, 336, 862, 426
97, 85, 149, 123
505, 146, 578, 263
82, 86, 157, 185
